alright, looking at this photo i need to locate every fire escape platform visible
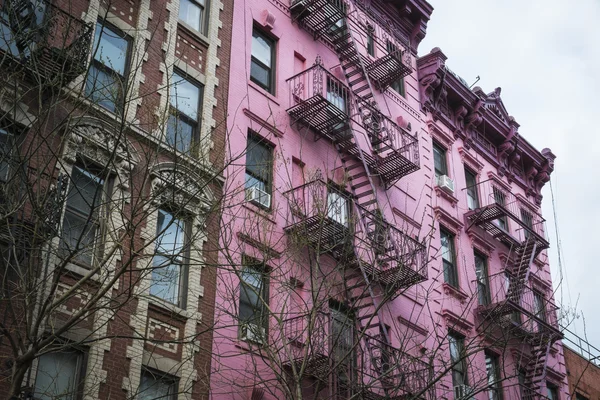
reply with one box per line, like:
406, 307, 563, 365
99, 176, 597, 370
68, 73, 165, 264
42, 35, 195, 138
363, 261, 426, 292
478, 300, 562, 339
290, 0, 346, 39
283, 354, 330, 381
288, 95, 351, 141
465, 203, 549, 251
366, 52, 412, 90
0, 1, 93, 87
284, 214, 350, 252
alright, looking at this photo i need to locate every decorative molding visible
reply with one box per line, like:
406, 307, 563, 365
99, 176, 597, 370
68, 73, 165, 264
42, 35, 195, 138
434, 186, 459, 208
244, 108, 285, 138
151, 162, 214, 214
397, 315, 428, 337
515, 193, 540, 214
434, 206, 463, 234
441, 308, 473, 335
487, 171, 512, 193
427, 120, 454, 148
467, 230, 495, 256
442, 283, 469, 305
237, 232, 282, 258
458, 147, 484, 173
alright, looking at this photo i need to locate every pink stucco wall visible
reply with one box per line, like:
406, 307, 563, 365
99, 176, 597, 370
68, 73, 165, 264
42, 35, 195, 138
210, 0, 567, 398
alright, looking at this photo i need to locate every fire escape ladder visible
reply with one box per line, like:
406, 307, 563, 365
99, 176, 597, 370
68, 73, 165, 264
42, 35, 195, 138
526, 334, 553, 394
506, 236, 537, 304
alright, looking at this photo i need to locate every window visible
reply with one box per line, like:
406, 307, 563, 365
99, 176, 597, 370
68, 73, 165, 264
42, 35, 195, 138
0, 128, 13, 182
250, 27, 275, 93
179, 0, 207, 34
474, 252, 490, 306
239, 257, 269, 339
61, 165, 108, 266
433, 142, 448, 182
327, 78, 348, 114
575, 393, 588, 400
327, 186, 349, 227
366, 26, 375, 56
150, 209, 188, 306
493, 186, 508, 231
386, 41, 405, 96
533, 291, 547, 329
331, 302, 356, 395
245, 133, 273, 206
440, 228, 458, 288
520, 209, 534, 240
449, 332, 468, 387
465, 168, 479, 210
167, 71, 203, 154
485, 352, 502, 400
504, 272, 522, 324
86, 22, 131, 113
546, 383, 559, 400
33, 350, 84, 400
138, 369, 178, 400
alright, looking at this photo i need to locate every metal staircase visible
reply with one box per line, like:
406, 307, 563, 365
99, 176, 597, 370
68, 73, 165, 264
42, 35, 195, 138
286, 1, 428, 397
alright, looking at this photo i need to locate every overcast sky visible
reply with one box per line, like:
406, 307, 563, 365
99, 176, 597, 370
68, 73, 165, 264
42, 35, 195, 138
419, 0, 600, 352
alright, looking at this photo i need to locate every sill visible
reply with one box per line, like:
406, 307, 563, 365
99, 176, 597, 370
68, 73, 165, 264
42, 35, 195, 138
242, 201, 277, 224
177, 20, 211, 47
442, 282, 469, 304
434, 185, 459, 207
248, 80, 280, 105
148, 296, 193, 320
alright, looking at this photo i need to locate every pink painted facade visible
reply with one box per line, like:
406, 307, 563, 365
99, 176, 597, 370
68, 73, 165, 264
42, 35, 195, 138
211, 0, 566, 399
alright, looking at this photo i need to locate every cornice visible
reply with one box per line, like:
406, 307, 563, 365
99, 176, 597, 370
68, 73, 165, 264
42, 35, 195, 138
442, 283, 469, 305
458, 147, 484, 173
244, 108, 285, 138
467, 230, 496, 257
427, 119, 455, 148
487, 171, 512, 192
441, 308, 473, 336
434, 186, 459, 208
433, 206, 464, 234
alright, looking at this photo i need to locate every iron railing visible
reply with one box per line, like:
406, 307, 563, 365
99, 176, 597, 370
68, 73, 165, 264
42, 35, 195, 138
464, 179, 547, 243
478, 272, 560, 336
281, 312, 433, 398
0, 0, 93, 83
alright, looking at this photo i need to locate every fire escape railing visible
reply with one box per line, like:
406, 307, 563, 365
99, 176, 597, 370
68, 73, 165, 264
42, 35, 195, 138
281, 312, 433, 399
464, 179, 549, 251
286, 64, 420, 188
282, 179, 427, 289
0, 0, 93, 85
478, 272, 561, 338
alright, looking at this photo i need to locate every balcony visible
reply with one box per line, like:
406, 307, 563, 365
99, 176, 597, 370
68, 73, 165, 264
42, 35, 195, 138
283, 179, 353, 256
287, 63, 353, 143
290, 0, 347, 40
464, 179, 549, 252
281, 313, 433, 399
358, 206, 427, 291
477, 272, 561, 339
0, 0, 93, 86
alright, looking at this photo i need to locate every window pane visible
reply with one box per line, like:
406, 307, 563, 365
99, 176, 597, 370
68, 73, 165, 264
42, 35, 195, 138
0, 129, 11, 182
150, 255, 181, 304
251, 30, 272, 67
166, 113, 194, 153
327, 190, 348, 226
155, 210, 185, 256
245, 136, 272, 187
239, 265, 266, 324
179, 0, 203, 32
440, 231, 454, 263
250, 59, 270, 89
139, 372, 176, 400
170, 73, 201, 120
66, 167, 104, 215
61, 211, 97, 265
85, 65, 120, 112
93, 23, 128, 75
433, 144, 447, 177
34, 351, 81, 400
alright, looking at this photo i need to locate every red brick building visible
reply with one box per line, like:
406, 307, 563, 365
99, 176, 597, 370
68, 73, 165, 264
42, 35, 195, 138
0, 0, 232, 398
565, 345, 600, 400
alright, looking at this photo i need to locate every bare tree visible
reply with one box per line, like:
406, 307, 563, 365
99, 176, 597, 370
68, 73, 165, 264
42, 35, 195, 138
0, 1, 235, 398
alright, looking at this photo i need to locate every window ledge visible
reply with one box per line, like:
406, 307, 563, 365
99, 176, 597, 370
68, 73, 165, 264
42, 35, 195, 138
434, 185, 459, 207
248, 80, 280, 105
177, 21, 211, 47
148, 297, 193, 320
442, 282, 469, 304
242, 202, 277, 224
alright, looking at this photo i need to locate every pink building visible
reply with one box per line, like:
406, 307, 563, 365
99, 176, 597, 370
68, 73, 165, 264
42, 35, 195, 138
211, 0, 566, 399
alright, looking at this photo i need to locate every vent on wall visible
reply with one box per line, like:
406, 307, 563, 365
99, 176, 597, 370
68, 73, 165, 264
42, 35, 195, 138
261, 10, 276, 30
251, 387, 265, 400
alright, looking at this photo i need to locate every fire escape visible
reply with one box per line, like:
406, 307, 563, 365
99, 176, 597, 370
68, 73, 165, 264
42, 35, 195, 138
283, 0, 431, 397
466, 180, 562, 397
0, 0, 93, 87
